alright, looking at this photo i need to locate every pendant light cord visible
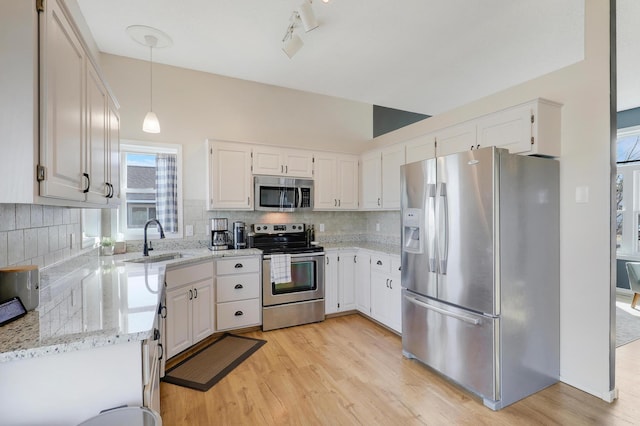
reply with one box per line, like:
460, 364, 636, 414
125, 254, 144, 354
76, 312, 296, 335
149, 45, 153, 113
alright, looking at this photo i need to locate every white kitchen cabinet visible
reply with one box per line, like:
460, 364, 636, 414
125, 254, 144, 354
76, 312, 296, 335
355, 250, 371, 315
476, 98, 561, 156
369, 253, 401, 333
38, 0, 120, 206
314, 152, 359, 210
324, 251, 339, 315
361, 145, 405, 210
404, 134, 436, 164
215, 256, 261, 331
253, 145, 313, 178
361, 151, 382, 209
325, 249, 356, 314
165, 260, 215, 359
381, 145, 405, 209
206, 140, 253, 210
434, 121, 478, 157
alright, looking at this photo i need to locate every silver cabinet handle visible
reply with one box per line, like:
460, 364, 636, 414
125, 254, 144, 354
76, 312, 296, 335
189, 289, 193, 300
385, 278, 389, 288
194, 288, 198, 299
286, 165, 288, 174
281, 165, 284, 173
389, 279, 393, 289
235, 263, 243, 268
338, 199, 341, 207
334, 199, 337, 206
234, 311, 244, 316
234, 284, 244, 289
377, 197, 381, 206
376, 260, 383, 266
405, 296, 480, 325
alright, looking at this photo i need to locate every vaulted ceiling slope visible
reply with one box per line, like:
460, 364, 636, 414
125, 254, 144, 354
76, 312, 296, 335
78, 0, 586, 116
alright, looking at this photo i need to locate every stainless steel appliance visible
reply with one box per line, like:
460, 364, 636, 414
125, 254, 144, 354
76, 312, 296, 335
401, 146, 560, 410
233, 221, 246, 249
254, 176, 313, 212
210, 218, 230, 251
249, 223, 325, 331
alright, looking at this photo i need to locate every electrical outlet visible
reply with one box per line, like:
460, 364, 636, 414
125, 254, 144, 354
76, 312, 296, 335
319, 224, 325, 232
185, 225, 194, 237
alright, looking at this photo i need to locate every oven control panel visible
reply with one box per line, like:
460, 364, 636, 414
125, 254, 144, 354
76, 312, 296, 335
252, 223, 306, 234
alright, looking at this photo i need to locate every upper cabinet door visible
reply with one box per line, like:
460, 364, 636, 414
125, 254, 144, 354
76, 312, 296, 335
207, 140, 253, 210
337, 155, 359, 209
434, 121, 477, 158
404, 134, 436, 164
39, 0, 86, 201
313, 153, 337, 209
107, 99, 121, 206
85, 61, 109, 204
476, 99, 561, 157
381, 145, 405, 209
252, 146, 313, 178
360, 151, 382, 209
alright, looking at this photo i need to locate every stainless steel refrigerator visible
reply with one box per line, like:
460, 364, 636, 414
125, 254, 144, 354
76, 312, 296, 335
400, 146, 559, 410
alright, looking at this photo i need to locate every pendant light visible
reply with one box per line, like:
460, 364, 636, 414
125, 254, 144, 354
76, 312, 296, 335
126, 25, 173, 134
142, 35, 160, 133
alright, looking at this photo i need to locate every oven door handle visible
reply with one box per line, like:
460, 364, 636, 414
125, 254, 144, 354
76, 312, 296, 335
263, 252, 325, 260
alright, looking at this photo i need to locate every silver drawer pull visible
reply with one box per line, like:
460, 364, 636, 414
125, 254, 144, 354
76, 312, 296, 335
405, 296, 480, 325
376, 260, 383, 266
234, 284, 244, 289
234, 311, 244, 316
234, 263, 243, 268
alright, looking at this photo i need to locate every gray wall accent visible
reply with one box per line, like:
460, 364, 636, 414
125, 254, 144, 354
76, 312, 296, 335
373, 105, 430, 137
618, 107, 640, 129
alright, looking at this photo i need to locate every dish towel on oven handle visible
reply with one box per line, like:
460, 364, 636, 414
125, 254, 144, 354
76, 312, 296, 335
270, 254, 292, 284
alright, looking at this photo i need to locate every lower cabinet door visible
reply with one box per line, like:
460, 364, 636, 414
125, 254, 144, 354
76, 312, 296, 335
191, 280, 215, 345
217, 299, 260, 331
166, 286, 192, 359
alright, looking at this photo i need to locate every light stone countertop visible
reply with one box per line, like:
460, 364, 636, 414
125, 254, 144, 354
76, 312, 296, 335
321, 242, 401, 257
0, 247, 262, 363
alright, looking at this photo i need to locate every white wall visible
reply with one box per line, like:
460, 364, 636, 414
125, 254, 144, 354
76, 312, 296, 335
373, 0, 613, 401
100, 54, 373, 201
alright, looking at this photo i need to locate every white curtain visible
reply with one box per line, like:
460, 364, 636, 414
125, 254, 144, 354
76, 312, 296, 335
156, 154, 178, 233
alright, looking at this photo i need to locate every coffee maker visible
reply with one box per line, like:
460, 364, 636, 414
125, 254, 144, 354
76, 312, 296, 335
233, 221, 246, 249
210, 218, 230, 251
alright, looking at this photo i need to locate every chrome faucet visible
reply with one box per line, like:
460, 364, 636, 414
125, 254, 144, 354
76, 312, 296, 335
143, 219, 166, 256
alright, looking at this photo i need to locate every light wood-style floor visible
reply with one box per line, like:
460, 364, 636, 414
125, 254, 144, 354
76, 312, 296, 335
160, 314, 640, 425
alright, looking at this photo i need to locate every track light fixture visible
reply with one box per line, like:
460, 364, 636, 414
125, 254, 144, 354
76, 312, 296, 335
282, 0, 319, 58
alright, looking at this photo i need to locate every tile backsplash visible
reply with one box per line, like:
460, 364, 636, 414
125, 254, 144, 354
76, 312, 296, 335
0, 204, 82, 268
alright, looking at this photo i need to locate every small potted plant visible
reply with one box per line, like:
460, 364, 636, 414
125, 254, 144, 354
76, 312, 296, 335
100, 237, 115, 256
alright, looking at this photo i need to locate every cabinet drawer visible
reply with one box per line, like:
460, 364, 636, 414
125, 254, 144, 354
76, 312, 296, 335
217, 257, 260, 275
217, 299, 261, 330
166, 260, 213, 289
217, 274, 260, 302
371, 254, 390, 273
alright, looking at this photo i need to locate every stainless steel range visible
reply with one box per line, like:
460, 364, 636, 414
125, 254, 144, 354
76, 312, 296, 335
248, 223, 325, 331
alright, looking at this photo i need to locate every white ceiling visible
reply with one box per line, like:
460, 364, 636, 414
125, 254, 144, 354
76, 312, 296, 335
76, 0, 591, 116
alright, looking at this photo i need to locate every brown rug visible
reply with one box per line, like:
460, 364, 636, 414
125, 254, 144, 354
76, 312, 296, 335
162, 333, 266, 392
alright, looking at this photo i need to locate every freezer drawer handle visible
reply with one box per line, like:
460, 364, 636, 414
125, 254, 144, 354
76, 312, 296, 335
405, 296, 480, 325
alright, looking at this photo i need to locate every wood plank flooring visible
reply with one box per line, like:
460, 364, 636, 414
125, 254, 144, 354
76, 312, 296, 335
160, 314, 640, 425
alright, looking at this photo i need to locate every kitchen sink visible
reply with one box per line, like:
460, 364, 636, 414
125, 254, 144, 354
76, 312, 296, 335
125, 252, 192, 264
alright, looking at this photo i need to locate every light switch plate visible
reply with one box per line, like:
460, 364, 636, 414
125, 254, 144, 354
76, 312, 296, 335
575, 186, 589, 203
185, 225, 194, 237
319, 224, 325, 232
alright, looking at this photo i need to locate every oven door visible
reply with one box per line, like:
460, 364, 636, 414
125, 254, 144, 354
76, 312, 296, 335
262, 253, 325, 306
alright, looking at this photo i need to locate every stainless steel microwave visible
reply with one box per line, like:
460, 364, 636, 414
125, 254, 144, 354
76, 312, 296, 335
254, 176, 313, 212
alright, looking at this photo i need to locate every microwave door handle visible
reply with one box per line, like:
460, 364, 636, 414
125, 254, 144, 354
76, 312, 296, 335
297, 187, 302, 208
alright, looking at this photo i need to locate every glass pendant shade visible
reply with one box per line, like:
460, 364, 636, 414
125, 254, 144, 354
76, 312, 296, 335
143, 111, 161, 133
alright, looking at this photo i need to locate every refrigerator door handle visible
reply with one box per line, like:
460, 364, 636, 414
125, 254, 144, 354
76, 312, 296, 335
427, 183, 437, 272
437, 182, 449, 274
404, 295, 480, 325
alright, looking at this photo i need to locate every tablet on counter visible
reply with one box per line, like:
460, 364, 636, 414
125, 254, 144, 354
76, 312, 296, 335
0, 296, 27, 327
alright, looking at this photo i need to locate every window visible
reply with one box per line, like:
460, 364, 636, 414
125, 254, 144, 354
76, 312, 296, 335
120, 141, 183, 240
616, 126, 640, 255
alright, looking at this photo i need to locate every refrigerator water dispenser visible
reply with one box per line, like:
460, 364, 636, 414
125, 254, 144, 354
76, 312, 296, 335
403, 208, 424, 254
